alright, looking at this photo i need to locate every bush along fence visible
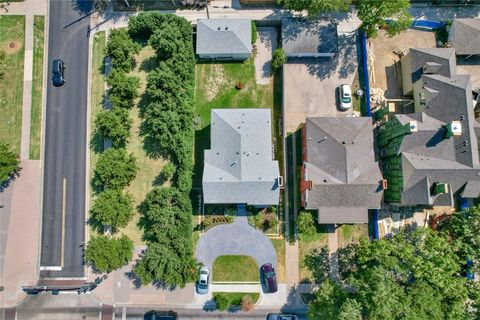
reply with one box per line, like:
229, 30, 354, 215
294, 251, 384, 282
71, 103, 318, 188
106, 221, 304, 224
127, 12, 197, 288
85, 29, 141, 273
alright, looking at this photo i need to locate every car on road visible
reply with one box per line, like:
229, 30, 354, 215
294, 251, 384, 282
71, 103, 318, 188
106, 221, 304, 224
52, 59, 65, 87
144, 310, 177, 320
261, 263, 278, 293
197, 266, 210, 294
339, 84, 352, 110
266, 314, 299, 320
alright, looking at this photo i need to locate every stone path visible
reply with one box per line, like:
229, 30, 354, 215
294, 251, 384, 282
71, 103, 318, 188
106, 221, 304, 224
254, 27, 277, 85
327, 224, 339, 281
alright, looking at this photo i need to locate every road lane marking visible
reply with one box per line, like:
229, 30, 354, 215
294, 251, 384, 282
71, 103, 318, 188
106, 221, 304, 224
61, 177, 66, 267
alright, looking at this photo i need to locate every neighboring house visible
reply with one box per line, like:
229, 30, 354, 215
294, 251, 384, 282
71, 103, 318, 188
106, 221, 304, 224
282, 18, 338, 59
300, 117, 383, 224
196, 18, 252, 60
379, 47, 480, 206
202, 109, 280, 206
448, 18, 480, 56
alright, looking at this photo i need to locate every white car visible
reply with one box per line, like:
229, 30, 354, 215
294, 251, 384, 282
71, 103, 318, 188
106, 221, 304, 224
339, 84, 352, 110
197, 266, 210, 294
266, 314, 299, 320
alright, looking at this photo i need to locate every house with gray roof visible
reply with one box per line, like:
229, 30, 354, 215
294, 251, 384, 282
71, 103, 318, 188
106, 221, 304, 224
378, 47, 480, 206
300, 117, 383, 224
448, 18, 480, 56
196, 18, 252, 60
202, 109, 280, 206
282, 18, 338, 59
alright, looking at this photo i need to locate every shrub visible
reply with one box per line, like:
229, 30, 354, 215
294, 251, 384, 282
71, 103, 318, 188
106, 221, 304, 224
161, 162, 176, 181
0, 142, 20, 184
251, 21, 257, 44
298, 211, 316, 238
214, 294, 229, 311
89, 189, 134, 232
107, 69, 140, 109
106, 29, 141, 72
94, 107, 132, 148
241, 294, 255, 311
94, 148, 138, 189
85, 234, 133, 273
272, 48, 287, 71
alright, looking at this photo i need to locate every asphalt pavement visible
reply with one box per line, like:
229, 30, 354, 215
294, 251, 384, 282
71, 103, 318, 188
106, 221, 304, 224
40, 0, 92, 278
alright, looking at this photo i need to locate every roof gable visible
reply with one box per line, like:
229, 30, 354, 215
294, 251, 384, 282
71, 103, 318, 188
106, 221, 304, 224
196, 19, 252, 55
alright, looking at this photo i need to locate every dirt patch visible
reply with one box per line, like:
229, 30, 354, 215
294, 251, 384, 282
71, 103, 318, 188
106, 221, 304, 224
4, 41, 22, 54
204, 64, 227, 101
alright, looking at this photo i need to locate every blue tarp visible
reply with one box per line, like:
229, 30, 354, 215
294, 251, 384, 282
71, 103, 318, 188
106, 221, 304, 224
359, 30, 372, 117
411, 20, 446, 30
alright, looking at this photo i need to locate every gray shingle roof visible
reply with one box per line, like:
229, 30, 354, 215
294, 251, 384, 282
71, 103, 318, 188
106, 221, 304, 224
318, 207, 369, 224
409, 48, 456, 82
303, 117, 383, 222
281, 18, 338, 56
202, 109, 280, 205
196, 19, 252, 56
448, 18, 480, 55
462, 181, 480, 198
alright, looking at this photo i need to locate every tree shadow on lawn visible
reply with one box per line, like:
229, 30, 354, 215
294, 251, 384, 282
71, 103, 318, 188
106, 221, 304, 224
193, 125, 210, 188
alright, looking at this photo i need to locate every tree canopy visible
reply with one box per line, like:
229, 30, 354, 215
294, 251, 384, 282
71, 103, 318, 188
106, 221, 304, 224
94, 148, 138, 190
89, 189, 134, 232
277, 0, 351, 15
272, 48, 287, 71
85, 234, 133, 273
308, 227, 476, 319
0, 142, 20, 184
357, 0, 412, 38
94, 107, 132, 148
106, 29, 141, 72
107, 69, 140, 109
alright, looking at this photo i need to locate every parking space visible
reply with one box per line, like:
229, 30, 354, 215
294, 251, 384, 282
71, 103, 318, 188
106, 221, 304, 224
283, 34, 359, 133
368, 29, 437, 98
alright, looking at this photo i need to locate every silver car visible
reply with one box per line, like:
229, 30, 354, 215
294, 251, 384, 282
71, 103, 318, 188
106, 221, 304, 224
339, 84, 352, 110
266, 314, 299, 320
197, 266, 209, 294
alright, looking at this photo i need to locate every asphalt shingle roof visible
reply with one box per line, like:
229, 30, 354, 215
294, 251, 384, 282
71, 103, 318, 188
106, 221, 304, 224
202, 109, 280, 205
448, 18, 480, 55
196, 19, 252, 56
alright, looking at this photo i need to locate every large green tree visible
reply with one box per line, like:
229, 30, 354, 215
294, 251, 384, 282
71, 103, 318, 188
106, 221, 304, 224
308, 228, 472, 319
94, 148, 138, 189
277, 0, 351, 15
134, 187, 196, 287
106, 28, 141, 72
85, 234, 133, 273
0, 142, 20, 184
357, 0, 412, 38
107, 69, 140, 109
89, 189, 134, 232
94, 107, 132, 148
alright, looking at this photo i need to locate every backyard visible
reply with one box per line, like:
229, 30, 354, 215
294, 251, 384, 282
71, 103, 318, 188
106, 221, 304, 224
212, 255, 259, 282
0, 15, 25, 155
299, 224, 328, 283
29, 15, 45, 160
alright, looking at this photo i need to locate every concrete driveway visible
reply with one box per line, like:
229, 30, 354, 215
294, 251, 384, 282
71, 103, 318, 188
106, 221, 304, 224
254, 27, 278, 85
195, 216, 277, 273
283, 33, 359, 132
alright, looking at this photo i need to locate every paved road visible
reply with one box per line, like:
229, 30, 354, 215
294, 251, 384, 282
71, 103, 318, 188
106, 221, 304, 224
40, 0, 92, 278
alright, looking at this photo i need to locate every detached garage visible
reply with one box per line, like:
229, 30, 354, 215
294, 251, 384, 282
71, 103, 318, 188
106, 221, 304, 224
196, 18, 252, 61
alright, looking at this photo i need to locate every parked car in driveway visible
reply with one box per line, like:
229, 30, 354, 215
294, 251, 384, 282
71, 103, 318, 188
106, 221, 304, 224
339, 84, 352, 110
51, 59, 65, 87
267, 314, 299, 320
143, 310, 177, 320
197, 266, 210, 294
261, 263, 278, 293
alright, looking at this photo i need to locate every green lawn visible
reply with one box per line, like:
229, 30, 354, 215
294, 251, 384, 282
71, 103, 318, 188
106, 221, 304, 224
212, 255, 259, 282
0, 15, 25, 155
338, 224, 368, 247
271, 239, 285, 283
299, 225, 328, 283
213, 292, 260, 306
29, 15, 45, 160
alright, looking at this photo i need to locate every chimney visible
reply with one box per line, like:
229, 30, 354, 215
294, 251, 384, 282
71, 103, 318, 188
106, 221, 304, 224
443, 121, 462, 139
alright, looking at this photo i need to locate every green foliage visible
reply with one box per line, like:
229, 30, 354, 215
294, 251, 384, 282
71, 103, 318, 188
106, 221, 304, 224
128, 12, 192, 41
107, 69, 140, 109
307, 228, 471, 319
277, 0, 350, 15
106, 28, 140, 72
357, 0, 412, 38
94, 107, 132, 148
149, 26, 186, 60
135, 187, 196, 287
303, 247, 330, 283
0, 142, 20, 184
84, 234, 133, 273
89, 189, 134, 232
214, 294, 230, 311
272, 48, 287, 71
251, 21, 257, 44
161, 162, 176, 181
298, 211, 316, 238
94, 148, 138, 190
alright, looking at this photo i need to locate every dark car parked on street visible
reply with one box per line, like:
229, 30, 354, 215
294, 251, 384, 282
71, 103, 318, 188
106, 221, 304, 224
51, 59, 65, 86
261, 263, 278, 293
144, 310, 177, 320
